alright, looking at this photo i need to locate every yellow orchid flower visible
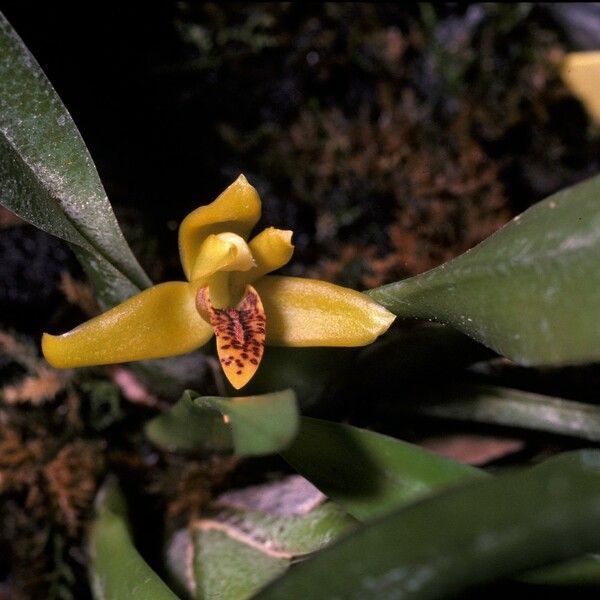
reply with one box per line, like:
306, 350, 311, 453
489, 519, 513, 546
42, 175, 395, 389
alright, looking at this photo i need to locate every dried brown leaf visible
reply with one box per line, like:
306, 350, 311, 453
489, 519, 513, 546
2, 368, 64, 406
44, 441, 105, 535
58, 272, 100, 316
420, 434, 525, 466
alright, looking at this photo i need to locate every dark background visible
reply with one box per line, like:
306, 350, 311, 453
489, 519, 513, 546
2, 4, 600, 599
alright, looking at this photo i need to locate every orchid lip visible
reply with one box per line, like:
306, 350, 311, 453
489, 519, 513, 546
196, 284, 266, 389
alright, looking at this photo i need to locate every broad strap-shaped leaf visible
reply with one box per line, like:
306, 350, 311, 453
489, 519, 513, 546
522, 553, 600, 587
145, 389, 298, 457
240, 346, 355, 408
0, 14, 151, 306
88, 479, 179, 600
284, 417, 600, 587
409, 383, 600, 442
172, 528, 288, 600
166, 476, 356, 600
256, 451, 600, 599
340, 325, 492, 400
281, 417, 484, 521
368, 175, 600, 366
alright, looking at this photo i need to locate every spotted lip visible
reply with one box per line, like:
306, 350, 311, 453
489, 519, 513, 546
197, 284, 266, 389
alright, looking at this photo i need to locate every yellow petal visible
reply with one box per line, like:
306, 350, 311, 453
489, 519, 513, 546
232, 227, 294, 289
179, 175, 261, 280
191, 233, 255, 281
42, 282, 213, 368
190, 234, 237, 281
562, 51, 600, 124
255, 276, 396, 347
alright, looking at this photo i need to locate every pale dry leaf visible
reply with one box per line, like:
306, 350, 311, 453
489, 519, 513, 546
420, 434, 524, 466
111, 367, 163, 409
0, 206, 22, 228
2, 368, 64, 406
58, 272, 100, 316
216, 475, 326, 517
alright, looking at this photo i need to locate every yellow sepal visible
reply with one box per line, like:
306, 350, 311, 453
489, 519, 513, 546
42, 282, 213, 368
255, 275, 396, 347
179, 175, 261, 280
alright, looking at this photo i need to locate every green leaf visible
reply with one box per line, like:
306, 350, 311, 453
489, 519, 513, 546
239, 346, 355, 409
281, 417, 484, 521
145, 389, 299, 457
205, 504, 354, 556
166, 477, 357, 600
341, 325, 492, 400
522, 554, 600, 587
357, 325, 492, 380
256, 451, 600, 599
189, 529, 288, 600
89, 479, 180, 600
368, 175, 600, 366
188, 507, 354, 600
283, 418, 600, 587
0, 14, 151, 306
411, 383, 600, 442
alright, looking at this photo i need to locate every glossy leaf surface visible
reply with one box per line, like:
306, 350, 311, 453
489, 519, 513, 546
341, 325, 492, 400
0, 14, 151, 306
166, 477, 356, 600
240, 346, 355, 408
192, 529, 288, 600
368, 175, 600, 366
523, 554, 600, 587
282, 417, 483, 521
256, 451, 600, 599
89, 479, 179, 600
412, 383, 600, 442
145, 389, 298, 457
282, 417, 600, 588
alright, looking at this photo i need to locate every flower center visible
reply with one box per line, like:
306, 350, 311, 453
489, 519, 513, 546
190, 232, 256, 309
190, 232, 255, 282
